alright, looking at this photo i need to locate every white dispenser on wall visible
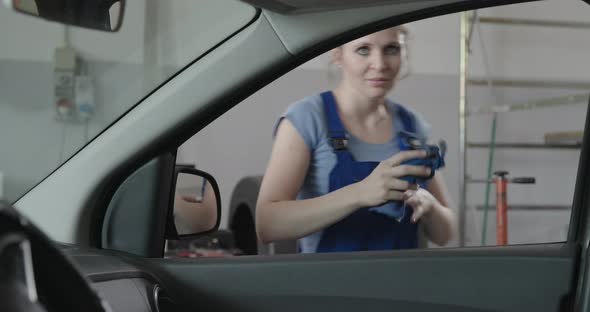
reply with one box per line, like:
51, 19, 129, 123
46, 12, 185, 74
54, 46, 77, 119
54, 47, 95, 122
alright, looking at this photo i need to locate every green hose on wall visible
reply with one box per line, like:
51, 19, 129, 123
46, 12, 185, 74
481, 113, 497, 245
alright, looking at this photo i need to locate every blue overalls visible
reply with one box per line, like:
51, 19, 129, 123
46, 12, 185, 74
315, 91, 424, 252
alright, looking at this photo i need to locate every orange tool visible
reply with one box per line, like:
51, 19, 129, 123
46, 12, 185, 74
494, 171, 508, 245
493, 171, 535, 245
471, 172, 535, 245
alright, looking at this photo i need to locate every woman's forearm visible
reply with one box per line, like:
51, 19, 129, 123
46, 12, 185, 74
422, 202, 456, 246
256, 183, 362, 243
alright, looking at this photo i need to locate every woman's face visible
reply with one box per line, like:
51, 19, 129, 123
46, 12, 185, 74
334, 28, 404, 99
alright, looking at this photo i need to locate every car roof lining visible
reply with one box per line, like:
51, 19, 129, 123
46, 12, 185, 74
262, 0, 455, 55
241, 0, 438, 14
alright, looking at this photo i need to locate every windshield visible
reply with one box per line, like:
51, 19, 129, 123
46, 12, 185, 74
0, 0, 256, 202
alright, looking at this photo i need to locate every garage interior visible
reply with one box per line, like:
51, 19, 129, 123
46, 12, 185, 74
175, 0, 590, 255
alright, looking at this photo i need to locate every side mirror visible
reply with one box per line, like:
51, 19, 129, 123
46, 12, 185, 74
166, 167, 221, 240
5, 0, 125, 32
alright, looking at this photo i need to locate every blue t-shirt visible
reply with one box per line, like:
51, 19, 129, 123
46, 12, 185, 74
275, 94, 431, 253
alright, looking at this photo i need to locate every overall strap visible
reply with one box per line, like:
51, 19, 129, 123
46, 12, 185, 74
321, 91, 348, 150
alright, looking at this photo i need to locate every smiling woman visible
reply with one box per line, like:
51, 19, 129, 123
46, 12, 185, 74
255, 27, 456, 253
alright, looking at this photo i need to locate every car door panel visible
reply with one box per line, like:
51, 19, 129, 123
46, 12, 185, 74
158, 243, 576, 312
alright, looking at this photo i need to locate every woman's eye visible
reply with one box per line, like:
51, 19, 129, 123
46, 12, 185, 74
356, 47, 370, 56
385, 45, 401, 55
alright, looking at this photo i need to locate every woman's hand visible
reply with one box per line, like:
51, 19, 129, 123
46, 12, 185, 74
403, 187, 439, 223
355, 150, 431, 207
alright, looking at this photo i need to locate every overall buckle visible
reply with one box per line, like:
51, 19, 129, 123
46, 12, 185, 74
331, 137, 348, 150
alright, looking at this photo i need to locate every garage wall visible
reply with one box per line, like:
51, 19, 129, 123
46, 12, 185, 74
0, 60, 148, 200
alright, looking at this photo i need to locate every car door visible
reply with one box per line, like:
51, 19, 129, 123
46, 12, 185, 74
157, 114, 589, 311
153, 1, 589, 312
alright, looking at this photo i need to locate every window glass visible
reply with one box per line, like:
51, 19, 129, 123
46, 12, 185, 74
0, 0, 255, 202
169, 0, 590, 257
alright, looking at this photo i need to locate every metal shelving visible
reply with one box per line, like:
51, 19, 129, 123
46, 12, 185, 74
467, 93, 589, 115
467, 79, 590, 90
458, 11, 590, 247
467, 142, 582, 149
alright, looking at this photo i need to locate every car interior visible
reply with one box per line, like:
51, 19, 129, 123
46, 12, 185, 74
1, 0, 590, 311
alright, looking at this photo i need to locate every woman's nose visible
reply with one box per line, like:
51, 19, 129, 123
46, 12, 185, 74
370, 53, 389, 71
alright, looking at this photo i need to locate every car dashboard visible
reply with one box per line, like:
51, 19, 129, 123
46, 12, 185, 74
60, 245, 178, 312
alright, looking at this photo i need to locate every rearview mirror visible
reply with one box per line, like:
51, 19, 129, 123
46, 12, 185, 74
167, 167, 221, 240
5, 0, 125, 32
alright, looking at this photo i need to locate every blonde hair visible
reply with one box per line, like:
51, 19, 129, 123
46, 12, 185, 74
397, 25, 411, 80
